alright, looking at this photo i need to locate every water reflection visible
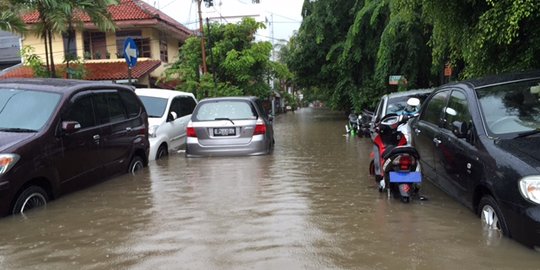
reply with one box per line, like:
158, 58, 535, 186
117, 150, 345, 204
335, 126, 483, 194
0, 108, 539, 270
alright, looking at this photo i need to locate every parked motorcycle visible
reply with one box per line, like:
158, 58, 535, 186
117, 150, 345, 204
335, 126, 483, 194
358, 109, 373, 137
345, 112, 360, 135
369, 112, 422, 203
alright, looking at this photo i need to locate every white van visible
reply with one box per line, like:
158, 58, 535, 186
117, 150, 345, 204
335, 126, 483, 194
135, 88, 197, 160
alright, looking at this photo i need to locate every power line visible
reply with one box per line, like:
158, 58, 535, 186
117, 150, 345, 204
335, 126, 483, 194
232, 0, 301, 23
272, 21, 301, 24
271, 13, 301, 23
188, 0, 193, 26
158, 0, 176, 10
211, 6, 230, 24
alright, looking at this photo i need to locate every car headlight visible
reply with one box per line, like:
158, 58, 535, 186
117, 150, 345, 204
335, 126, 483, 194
148, 125, 159, 138
0, 154, 20, 175
519, 176, 540, 204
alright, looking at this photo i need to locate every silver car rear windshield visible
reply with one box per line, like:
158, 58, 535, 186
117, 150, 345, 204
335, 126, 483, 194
0, 88, 62, 132
476, 79, 540, 137
194, 100, 258, 121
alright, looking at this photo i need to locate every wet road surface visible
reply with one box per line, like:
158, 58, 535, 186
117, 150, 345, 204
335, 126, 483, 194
0, 108, 539, 269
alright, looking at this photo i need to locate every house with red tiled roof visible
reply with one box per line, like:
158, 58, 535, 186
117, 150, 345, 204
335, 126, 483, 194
0, 0, 192, 87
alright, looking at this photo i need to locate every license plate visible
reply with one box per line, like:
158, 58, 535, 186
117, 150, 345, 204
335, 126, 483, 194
213, 127, 236, 136
389, 171, 422, 183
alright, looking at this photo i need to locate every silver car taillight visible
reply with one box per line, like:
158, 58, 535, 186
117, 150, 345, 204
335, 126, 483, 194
186, 122, 197, 138
254, 119, 266, 135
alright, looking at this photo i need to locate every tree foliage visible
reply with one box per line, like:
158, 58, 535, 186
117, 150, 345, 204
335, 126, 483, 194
163, 17, 291, 100
285, 0, 540, 111
0, 0, 26, 33
20, 45, 48, 77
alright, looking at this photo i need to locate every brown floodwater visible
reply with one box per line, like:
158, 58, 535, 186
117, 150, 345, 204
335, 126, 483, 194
0, 107, 539, 269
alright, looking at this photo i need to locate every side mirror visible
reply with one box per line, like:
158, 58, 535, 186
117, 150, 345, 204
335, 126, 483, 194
62, 121, 81, 134
168, 111, 178, 122
445, 107, 457, 116
452, 121, 468, 138
407, 97, 421, 107
399, 114, 411, 123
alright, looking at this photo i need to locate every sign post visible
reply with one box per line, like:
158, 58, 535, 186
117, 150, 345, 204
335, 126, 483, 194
123, 37, 138, 85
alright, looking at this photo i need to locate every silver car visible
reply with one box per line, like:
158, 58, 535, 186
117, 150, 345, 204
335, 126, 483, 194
186, 96, 274, 157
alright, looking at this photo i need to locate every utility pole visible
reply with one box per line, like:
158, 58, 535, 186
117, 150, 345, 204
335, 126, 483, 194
269, 13, 276, 116
270, 13, 274, 61
197, 0, 208, 74
207, 17, 217, 90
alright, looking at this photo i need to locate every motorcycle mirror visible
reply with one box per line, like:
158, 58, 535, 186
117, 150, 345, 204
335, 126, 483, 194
445, 107, 457, 116
399, 114, 410, 123
407, 97, 420, 107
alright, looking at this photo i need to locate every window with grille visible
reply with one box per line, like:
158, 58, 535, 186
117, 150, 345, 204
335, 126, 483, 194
83, 31, 107, 60
116, 30, 151, 58
160, 35, 168, 62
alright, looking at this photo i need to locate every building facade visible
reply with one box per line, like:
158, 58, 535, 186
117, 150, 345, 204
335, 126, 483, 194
1, 0, 192, 86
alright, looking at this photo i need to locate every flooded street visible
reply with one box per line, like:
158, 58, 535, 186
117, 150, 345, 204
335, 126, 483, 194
1, 107, 539, 269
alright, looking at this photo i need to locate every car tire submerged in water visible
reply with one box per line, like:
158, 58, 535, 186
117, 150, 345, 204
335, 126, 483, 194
478, 195, 509, 236
12, 186, 48, 214
128, 155, 144, 174
156, 144, 168, 160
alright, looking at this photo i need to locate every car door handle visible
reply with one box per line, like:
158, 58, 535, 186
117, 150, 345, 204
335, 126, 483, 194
433, 138, 441, 146
93, 134, 101, 144
126, 127, 132, 132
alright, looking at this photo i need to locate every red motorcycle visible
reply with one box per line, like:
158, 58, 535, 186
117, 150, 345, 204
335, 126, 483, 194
369, 113, 422, 203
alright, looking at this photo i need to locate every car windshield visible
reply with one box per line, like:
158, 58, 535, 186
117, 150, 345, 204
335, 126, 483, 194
0, 88, 61, 132
477, 79, 540, 137
194, 100, 258, 121
138, 96, 168, 118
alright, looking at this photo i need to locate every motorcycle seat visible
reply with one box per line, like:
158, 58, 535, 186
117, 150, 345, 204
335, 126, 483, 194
382, 146, 420, 160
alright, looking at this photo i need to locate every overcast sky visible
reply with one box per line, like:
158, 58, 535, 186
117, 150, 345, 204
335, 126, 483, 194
143, 0, 304, 44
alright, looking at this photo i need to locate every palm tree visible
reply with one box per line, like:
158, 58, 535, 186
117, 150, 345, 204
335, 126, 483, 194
61, 0, 118, 78
26, 0, 117, 77
0, 0, 26, 33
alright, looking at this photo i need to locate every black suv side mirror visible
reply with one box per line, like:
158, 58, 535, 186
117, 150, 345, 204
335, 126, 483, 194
62, 121, 81, 134
452, 121, 468, 138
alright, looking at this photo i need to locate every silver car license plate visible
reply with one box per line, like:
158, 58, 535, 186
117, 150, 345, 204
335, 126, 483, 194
214, 127, 236, 136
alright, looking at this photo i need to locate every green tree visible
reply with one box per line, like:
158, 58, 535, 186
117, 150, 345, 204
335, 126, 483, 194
20, 45, 48, 77
0, 0, 25, 33
289, 0, 540, 112
163, 17, 289, 100
339, 0, 391, 110
287, 0, 357, 110
413, 0, 540, 78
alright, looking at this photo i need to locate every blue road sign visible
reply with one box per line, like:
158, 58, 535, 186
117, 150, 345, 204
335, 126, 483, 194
124, 37, 138, 68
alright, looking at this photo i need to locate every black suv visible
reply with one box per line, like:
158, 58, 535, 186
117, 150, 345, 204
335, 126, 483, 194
0, 78, 149, 216
410, 71, 540, 248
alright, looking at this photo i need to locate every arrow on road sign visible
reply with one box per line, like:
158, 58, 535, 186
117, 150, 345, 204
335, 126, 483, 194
124, 37, 138, 68
125, 43, 137, 62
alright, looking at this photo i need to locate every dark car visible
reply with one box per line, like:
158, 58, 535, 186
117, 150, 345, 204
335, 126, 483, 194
0, 78, 149, 216
410, 71, 540, 248
186, 96, 274, 157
